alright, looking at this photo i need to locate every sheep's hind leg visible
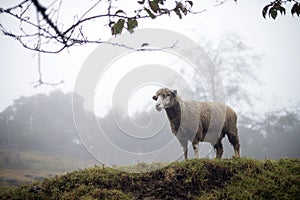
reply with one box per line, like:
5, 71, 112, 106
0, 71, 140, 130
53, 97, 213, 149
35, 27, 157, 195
192, 140, 199, 159
233, 143, 241, 158
227, 128, 241, 158
214, 142, 223, 159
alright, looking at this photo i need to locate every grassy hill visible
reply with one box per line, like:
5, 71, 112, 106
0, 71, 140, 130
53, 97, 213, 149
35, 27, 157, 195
0, 158, 299, 199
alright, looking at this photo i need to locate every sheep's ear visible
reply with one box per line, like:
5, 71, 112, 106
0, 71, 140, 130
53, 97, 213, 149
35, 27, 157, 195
152, 95, 158, 101
172, 90, 177, 96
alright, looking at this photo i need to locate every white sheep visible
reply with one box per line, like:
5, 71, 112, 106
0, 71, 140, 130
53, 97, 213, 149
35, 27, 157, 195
152, 88, 240, 159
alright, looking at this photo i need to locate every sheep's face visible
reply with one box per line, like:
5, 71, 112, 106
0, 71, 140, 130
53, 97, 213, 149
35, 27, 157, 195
152, 88, 178, 112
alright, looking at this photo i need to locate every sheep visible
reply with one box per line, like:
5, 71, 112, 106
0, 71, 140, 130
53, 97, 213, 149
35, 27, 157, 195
152, 88, 240, 159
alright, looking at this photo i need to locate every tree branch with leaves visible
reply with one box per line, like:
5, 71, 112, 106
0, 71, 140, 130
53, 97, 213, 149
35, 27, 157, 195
0, 0, 299, 87
1, 0, 299, 54
0, 0, 198, 53
262, 0, 300, 19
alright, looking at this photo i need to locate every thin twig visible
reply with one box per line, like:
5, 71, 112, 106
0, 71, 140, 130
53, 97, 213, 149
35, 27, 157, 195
32, 9, 63, 88
5, 0, 29, 12
214, 0, 229, 7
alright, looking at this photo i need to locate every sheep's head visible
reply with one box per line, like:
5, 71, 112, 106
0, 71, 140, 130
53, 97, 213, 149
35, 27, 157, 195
152, 88, 178, 112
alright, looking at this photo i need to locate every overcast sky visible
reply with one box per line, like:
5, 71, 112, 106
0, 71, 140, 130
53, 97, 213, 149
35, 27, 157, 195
0, 0, 299, 115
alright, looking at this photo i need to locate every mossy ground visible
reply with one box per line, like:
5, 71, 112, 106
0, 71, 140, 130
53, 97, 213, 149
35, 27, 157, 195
0, 158, 299, 199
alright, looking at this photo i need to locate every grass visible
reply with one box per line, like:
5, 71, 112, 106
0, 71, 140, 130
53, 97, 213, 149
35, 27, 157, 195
0, 169, 58, 186
0, 149, 97, 186
0, 149, 95, 171
0, 158, 299, 199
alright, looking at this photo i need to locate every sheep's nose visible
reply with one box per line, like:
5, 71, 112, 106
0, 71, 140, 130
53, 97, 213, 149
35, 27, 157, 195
155, 103, 163, 111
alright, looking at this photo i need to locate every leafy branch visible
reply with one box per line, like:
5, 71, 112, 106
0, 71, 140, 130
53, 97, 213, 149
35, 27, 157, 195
262, 0, 300, 19
0, 0, 200, 54
1, 0, 298, 54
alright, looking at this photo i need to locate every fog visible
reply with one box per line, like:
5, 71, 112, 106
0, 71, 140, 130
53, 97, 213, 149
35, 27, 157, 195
0, 0, 300, 183
1, 88, 299, 170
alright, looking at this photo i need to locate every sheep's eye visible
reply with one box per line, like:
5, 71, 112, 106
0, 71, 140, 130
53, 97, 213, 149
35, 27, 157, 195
166, 93, 171, 97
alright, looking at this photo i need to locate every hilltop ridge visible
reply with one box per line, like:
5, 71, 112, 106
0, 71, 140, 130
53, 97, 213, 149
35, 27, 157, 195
1, 158, 299, 199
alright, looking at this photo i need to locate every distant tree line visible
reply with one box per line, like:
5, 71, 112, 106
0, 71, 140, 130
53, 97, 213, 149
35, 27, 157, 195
0, 90, 91, 160
0, 90, 299, 160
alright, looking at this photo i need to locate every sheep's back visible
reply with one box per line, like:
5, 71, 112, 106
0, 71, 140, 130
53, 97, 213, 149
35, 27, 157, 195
197, 101, 236, 132
174, 99, 237, 141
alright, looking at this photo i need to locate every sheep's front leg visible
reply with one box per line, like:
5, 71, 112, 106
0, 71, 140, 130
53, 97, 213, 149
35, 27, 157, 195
179, 140, 188, 160
192, 140, 199, 159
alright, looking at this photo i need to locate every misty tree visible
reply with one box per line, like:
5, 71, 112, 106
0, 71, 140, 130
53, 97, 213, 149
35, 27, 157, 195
257, 109, 300, 158
0, 90, 91, 158
0, 117, 9, 147
188, 33, 261, 117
